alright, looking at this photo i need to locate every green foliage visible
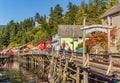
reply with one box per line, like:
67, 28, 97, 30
48, 4, 63, 36
76, 43, 83, 50
35, 12, 41, 22
63, 2, 79, 24
32, 29, 48, 44
109, 0, 119, 6
0, 18, 34, 48
0, 1, 117, 48
75, 1, 86, 24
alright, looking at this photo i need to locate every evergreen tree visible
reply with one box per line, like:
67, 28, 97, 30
35, 12, 41, 23
110, 0, 119, 6
2, 30, 10, 47
0, 1, 118, 48
75, 1, 86, 25
64, 2, 78, 24
53, 4, 63, 24
49, 4, 63, 35
86, 0, 107, 24
49, 7, 54, 24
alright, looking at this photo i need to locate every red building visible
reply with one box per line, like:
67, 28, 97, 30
38, 39, 53, 50
7, 50, 13, 55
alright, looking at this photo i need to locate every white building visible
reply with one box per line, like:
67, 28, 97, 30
35, 21, 42, 28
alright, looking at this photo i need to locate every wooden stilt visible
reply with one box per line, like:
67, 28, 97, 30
76, 66, 80, 83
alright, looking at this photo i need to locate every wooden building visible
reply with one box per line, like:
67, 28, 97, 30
13, 43, 35, 54
58, 25, 84, 51
101, 4, 120, 52
101, 4, 120, 26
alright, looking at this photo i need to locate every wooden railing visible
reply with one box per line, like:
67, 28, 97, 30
0, 54, 10, 58
16, 50, 120, 76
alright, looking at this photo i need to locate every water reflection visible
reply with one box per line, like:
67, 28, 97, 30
0, 58, 48, 83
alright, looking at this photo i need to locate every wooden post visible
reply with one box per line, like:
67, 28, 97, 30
43, 60, 45, 75
72, 23, 75, 53
107, 16, 113, 75
83, 29, 86, 65
110, 54, 113, 74
83, 17, 86, 65
62, 59, 68, 83
59, 36, 61, 47
107, 20, 113, 75
31, 56, 33, 69
76, 66, 80, 83
70, 23, 75, 61
53, 59, 57, 78
57, 36, 61, 57
35, 59, 37, 68
107, 16, 111, 53
48, 52, 55, 83
27, 56, 29, 68
82, 17, 88, 83
108, 28, 110, 53
83, 68, 88, 83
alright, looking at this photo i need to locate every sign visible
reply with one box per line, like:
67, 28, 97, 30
86, 28, 107, 34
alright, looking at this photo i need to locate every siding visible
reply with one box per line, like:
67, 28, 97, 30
112, 15, 120, 27
112, 16, 120, 45
60, 37, 83, 51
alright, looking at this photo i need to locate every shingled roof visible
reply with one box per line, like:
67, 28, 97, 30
58, 25, 83, 37
101, 4, 120, 18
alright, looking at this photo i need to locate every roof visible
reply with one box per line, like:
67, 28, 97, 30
101, 4, 120, 18
2, 48, 11, 52
27, 44, 35, 49
38, 39, 51, 44
14, 43, 31, 49
58, 25, 83, 37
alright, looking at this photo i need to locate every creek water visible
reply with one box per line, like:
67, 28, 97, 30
0, 57, 48, 83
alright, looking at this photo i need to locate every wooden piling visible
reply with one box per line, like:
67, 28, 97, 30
76, 66, 80, 83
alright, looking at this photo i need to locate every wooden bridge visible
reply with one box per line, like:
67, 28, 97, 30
12, 50, 120, 83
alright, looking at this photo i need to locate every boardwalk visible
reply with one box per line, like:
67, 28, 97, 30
12, 51, 120, 83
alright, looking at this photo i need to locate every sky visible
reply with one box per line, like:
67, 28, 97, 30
0, 0, 87, 25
